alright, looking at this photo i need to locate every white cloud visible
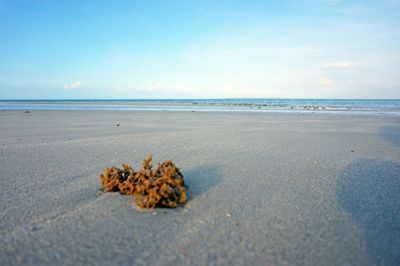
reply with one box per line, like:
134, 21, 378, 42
63, 81, 82, 89
323, 61, 357, 69
135, 83, 199, 94
319, 76, 334, 87
216, 83, 275, 98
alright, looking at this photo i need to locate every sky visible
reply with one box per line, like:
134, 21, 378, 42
0, 0, 399, 99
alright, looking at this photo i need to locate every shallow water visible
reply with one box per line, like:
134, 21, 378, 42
1, 99, 400, 115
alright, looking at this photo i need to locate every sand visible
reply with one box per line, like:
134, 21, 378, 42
0, 110, 399, 265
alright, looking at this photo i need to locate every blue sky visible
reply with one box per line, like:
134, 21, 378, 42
0, 0, 399, 99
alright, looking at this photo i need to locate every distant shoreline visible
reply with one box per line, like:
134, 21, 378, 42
1, 99, 400, 116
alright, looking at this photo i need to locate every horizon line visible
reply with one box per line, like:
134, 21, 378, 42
1, 98, 400, 101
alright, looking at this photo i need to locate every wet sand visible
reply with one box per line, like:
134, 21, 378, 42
1, 110, 399, 265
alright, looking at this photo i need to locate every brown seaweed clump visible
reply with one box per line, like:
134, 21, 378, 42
100, 156, 187, 208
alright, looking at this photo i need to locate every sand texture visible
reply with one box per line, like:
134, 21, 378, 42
1, 110, 399, 265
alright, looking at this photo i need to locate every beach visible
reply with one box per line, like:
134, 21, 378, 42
0, 110, 399, 265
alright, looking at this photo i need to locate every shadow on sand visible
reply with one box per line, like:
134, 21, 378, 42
336, 159, 400, 265
183, 165, 222, 201
379, 124, 400, 148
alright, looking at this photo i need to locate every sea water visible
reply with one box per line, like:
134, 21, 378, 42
1, 99, 400, 115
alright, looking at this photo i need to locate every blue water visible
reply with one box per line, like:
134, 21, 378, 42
1, 99, 400, 115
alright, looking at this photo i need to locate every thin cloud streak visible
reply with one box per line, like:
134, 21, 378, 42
63, 81, 82, 90
323, 61, 357, 69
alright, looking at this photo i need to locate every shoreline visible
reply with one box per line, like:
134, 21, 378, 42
1, 107, 400, 117
1, 99, 400, 116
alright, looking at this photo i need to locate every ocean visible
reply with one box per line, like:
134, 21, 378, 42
1, 99, 400, 115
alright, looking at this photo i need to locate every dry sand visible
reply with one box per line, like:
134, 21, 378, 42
0, 110, 399, 265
